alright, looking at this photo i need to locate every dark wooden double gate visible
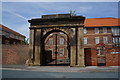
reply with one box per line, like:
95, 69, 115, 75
44, 33, 70, 66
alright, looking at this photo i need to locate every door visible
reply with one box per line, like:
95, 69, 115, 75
85, 48, 92, 66
44, 32, 69, 66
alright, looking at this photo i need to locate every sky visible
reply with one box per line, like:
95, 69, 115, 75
1, 1, 119, 38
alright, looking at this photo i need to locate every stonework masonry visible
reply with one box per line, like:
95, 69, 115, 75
28, 14, 85, 67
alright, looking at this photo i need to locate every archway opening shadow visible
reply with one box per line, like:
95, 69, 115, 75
42, 31, 70, 66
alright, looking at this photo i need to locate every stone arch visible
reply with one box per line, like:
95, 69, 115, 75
42, 29, 70, 65
42, 27, 72, 39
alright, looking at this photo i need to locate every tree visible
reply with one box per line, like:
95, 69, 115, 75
70, 10, 76, 16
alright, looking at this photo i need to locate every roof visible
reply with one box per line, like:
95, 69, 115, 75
0, 24, 26, 37
84, 18, 120, 27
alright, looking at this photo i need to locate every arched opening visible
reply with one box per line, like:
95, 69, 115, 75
42, 30, 70, 66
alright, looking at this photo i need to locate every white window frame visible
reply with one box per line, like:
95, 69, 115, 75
103, 28, 107, 33
84, 28, 87, 34
103, 37, 108, 44
112, 37, 120, 46
111, 27, 120, 36
60, 38, 64, 45
6, 32, 10, 38
59, 48, 64, 56
112, 38, 115, 44
95, 28, 99, 34
84, 37, 87, 44
95, 37, 99, 44
49, 38, 53, 45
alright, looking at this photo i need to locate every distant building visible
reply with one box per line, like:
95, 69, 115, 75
0, 24, 26, 44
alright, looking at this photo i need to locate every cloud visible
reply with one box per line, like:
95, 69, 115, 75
3, 9, 28, 20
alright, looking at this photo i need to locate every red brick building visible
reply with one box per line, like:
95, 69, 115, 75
45, 17, 120, 66
84, 18, 120, 66
0, 24, 26, 44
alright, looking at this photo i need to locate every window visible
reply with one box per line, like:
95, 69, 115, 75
84, 28, 87, 34
111, 52, 120, 54
49, 38, 53, 45
18, 36, 19, 39
103, 37, 108, 44
112, 37, 120, 47
95, 37, 99, 44
6, 32, 10, 38
16, 36, 18, 39
60, 38, 64, 45
103, 28, 107, 33
84, 37, 87, 44
111, 27, 120, 36
95, 28, 99, 34
59, 49, 64, 56
14, 34, 16, 39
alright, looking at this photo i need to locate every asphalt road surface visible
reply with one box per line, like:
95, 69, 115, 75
2, 69, 119, 78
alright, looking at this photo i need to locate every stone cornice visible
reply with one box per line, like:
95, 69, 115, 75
29, 24, 84, 29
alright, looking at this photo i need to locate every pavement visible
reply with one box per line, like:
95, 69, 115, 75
1, 64, 120, 72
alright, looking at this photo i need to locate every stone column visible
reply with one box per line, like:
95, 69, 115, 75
70, 28, 76, 66
77, 27, 85, 67
70, 46, 76, 66
27, 29, 35, 65
70, 27, 85, 67
34, 29, 42, 65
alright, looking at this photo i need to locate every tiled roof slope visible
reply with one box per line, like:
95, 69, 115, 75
84, 18, 120, 27
0, 24, 25, 37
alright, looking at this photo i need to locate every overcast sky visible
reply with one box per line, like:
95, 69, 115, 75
1, 1, 119, 38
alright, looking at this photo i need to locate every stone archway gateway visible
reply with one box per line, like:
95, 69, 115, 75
28, 14, 85, 67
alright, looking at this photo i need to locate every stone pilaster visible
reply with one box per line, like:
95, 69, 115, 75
77, 27, 85, 67
27, 29, 34, 65
70, 46, 76, 66
34, 29, 42, 65
70, 28, 78, 67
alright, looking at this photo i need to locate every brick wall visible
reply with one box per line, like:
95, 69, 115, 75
106, 48, 120, 66
2, 44, 29, 65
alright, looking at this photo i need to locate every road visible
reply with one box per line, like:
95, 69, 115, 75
2, 69, 119, 78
